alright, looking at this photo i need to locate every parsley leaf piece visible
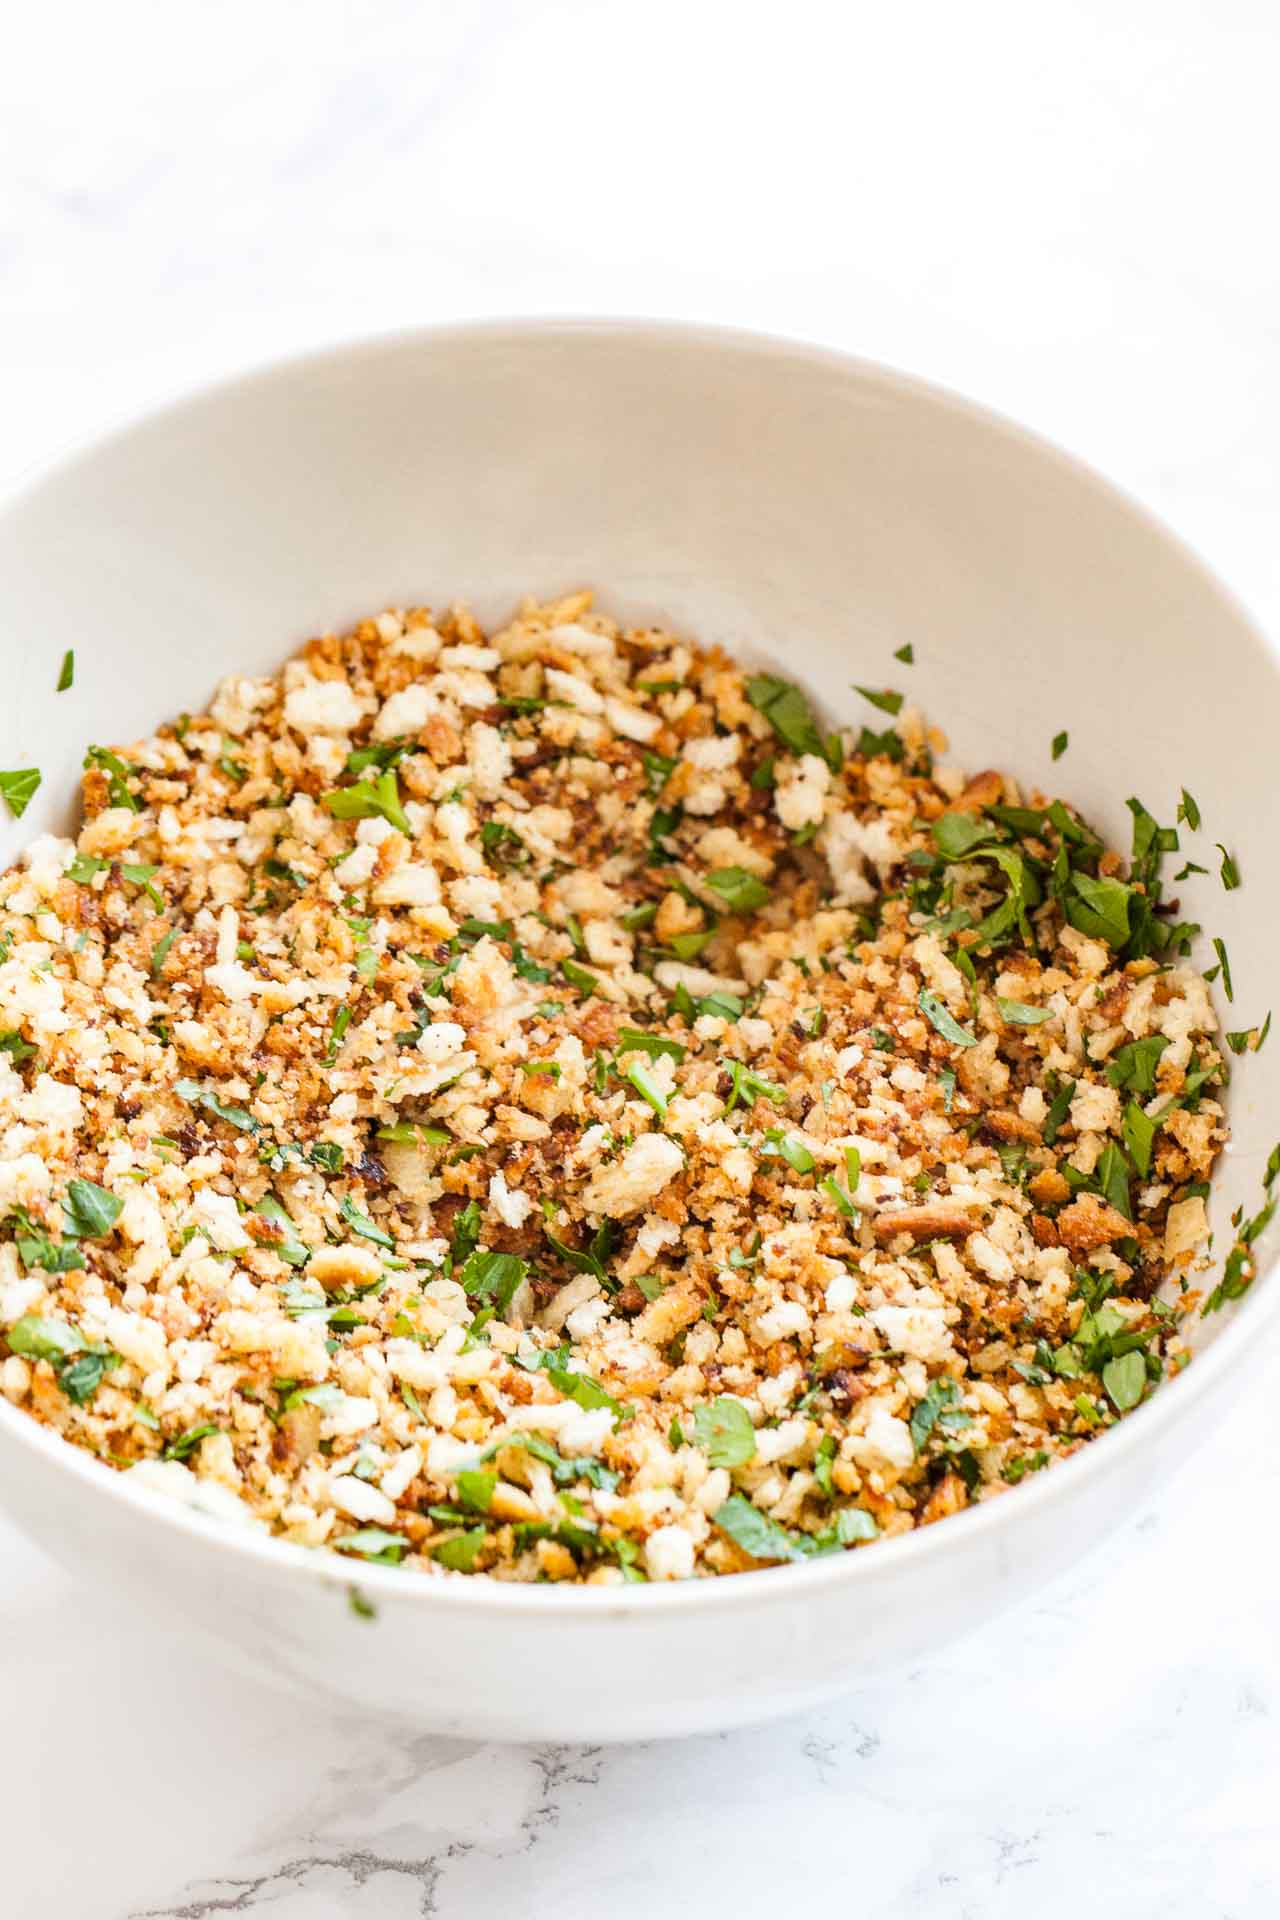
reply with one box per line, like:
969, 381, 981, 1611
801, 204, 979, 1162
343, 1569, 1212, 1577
622, 1060, 669, 1116
616, 1027, 686, 1064
1217, 844, 1241, 891
339, 1194, 395, 1251
457, 1249, 527, 1315
722, 1059, 785, 1113
1051, 730, 1068, 760
761, 1128, 815, 1175
1212, 936, 1234, 1002
995, 997, 1053, 1027
894, 643, 914, 664
855, 724, 903, 762
853, 684, 904, 716
909, 1377, 969, 1453
456, 1469, 496, 1513
62, 1178, 123, 1239
1102, 1349, 1146, 1413
84, 744, 139, 812
336, 1528, 407, 1565
7, 1314, 84, 1362
1177, 789, 1201, 831
0, 1029, 36, 1064
449, 1199, 481, 1272
321, 767, 412, 836
642, 751, 678, 797
120, 862, 164, 911
918, 989, 977, 1049
1106, 1035, 1169, 1094
938, 1066, 958, 1113
1227, 1013, 1270, 1055
561, 958, 601, 998
1121, 1100, 1158, 1177
1065, 872, 1132, 950
821, 1173, 859, 1218
325, 1004, 352, 1064
745, 673, 836, 766
175, 1078, 260, 1134
705, 866, 771, 912
1041, 1076, 1076, 1145
1096, 1140, 1133, 1220
58, 1345, 120, 1405
713, 1492, 805, 1563
56, 650, 74, 692
931, 812, 996, 861
692, 1396, 757, 1468
543, 1217, 619, 1287
534, 1352, 625, 1419
256, 1195, 309, 1268
162, 1422, 220, 1461
0, 768, 41, 819
150, 928, 177, 975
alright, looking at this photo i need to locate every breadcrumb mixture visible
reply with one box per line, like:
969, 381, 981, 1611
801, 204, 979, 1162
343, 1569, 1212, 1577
0, 593, 1228, 1584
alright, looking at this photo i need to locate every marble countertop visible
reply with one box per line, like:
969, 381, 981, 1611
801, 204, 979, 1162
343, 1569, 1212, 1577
2, 4, 1279, 1913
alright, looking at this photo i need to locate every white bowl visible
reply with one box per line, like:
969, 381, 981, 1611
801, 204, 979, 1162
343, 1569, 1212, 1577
0, 322, 1275, 1742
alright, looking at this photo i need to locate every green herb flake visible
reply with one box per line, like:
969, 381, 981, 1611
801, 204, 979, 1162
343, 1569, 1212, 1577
909, 1377, 970, 1453
162, 1422, 220, 1462
1177, 789, 1201, 832
918, 989, 977, 1049
175, 1078, 260, 1135
722, 1060, 785, 1114
1051, 730, 1068, 760
746, 674, 841, 770
761, 1128, 816, 1175
335, 1527, 407, 1565
325, 1004, 353, 1064
1102, 1349, 1146, 1413
457, 1248, 528, 1316
893, 643, 914, 664
692, 1396, 757, 1468
704, 866, 771, 913
321, 766, 412, 836
995, 997, 1053, 1027
0, 769, 41, 819
339, 1194, 395, 1251
616, 1027, 686, 1065
56, 650, 75, 693
150, 928, 177, 975
84, 745, 139, 812
713, 1493, 804, 1563
1217, 844, 1241, 891
62, 1178, 123, 1239
622, 1060, 669, 1117
853, 684, 904, 716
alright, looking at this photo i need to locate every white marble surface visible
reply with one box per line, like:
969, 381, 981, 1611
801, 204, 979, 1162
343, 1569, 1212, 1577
3, 3, 1280, 1913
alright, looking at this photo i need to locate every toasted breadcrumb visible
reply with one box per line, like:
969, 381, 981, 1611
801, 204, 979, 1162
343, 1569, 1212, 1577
0, 594, 1227, 1582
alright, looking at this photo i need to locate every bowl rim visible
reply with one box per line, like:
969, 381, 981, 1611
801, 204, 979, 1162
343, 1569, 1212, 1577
0, 312, 1275, 1617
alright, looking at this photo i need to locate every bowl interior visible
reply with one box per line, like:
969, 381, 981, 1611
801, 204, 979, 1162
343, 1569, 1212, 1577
0, 319, 1274, 1380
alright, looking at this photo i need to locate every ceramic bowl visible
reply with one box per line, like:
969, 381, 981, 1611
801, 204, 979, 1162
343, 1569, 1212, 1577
0, 322, 1275, 1741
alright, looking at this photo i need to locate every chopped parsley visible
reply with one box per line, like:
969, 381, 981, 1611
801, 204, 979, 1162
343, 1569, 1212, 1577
321, 767, 412, 835
853, 684, 904, 716
0, 768, 41, 819
704, 866, 770, 913
692, 1396, 756, 1468
745, 673, 841, 770
918, 989, 977, 1048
